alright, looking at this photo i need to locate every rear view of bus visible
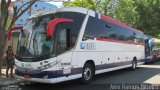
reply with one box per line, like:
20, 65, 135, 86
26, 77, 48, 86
12, 7, 145, 83
145, 36, 160, 63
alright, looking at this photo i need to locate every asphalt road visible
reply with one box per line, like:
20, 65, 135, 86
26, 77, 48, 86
18, 61, 160, 90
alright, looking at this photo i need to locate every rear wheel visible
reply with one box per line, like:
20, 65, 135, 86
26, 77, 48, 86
81, 63, 94, 83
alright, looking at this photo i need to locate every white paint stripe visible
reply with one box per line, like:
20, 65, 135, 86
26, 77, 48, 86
95, 64, 132, 74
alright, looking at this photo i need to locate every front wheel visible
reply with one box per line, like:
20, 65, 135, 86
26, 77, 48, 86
81, 63, 94, 83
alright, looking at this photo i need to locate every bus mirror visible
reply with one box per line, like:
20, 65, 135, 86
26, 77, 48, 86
47, 18, 73, 37
7, 26, 23, 41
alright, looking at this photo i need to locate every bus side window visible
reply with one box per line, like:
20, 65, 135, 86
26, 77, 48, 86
57, 28, 71, 54
83, 16, 101, 41
57, 29, 67, 53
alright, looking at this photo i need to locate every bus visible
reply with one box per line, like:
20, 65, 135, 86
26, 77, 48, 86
7, 7, 145, 83
145, 36, 160, 63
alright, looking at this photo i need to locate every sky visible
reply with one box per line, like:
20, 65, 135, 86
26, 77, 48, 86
48, 2, 63, 8
47, 0, 74, 7
10, 0, 64, 8
4, 0, 74, 8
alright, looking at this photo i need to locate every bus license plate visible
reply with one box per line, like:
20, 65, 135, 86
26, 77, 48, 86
24, 75, 30, 79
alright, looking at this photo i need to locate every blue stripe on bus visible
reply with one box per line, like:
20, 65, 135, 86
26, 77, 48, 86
15, 60, 143, 79
95, 61, 132, 70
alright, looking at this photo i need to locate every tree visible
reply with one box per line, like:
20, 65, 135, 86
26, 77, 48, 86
63, 0, 118, 14
107, 0, 160, 37
63, 0, 119, 16
63, 0, 97, 11
134, 0, 160, 37
0, 0, 37, 75
96, 0, 118, 16
109, 0, 139, 26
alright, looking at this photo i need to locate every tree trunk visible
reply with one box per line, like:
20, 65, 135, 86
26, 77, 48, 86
0, 29, 6, 75
0, 0, 37, 75
0, 13, 1, 74
0, 14, 6, 75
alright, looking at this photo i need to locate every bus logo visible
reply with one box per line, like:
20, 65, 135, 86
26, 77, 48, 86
80, 42, 85, 49
80, 42, 96, 50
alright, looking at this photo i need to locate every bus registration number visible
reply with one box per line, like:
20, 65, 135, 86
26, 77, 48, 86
24, 74, 30, 79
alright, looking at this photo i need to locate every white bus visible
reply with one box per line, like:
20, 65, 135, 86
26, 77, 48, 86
8, 7, 145, 83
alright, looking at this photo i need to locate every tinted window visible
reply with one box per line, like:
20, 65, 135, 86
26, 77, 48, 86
83, 16, 144, 43
83, 16, 103, 41
55, 12, 85, 55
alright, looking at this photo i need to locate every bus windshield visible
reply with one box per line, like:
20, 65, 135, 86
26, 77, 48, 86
16, 14, 56, 58
16, 12, 85, 62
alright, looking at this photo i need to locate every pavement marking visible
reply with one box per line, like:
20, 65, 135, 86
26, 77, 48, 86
139, 64, 160, 84
138, 64, 160, 69
144, 74, 160, 84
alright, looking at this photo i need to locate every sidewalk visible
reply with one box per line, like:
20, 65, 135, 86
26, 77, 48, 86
0, 68, 23, 85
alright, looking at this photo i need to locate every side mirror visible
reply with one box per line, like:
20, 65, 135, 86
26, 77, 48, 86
7, 26, 23, 41
47, 18, 73, 37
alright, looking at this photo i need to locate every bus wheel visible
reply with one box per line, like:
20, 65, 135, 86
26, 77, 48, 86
81, 63, 94, 83
131, 59, 137, 71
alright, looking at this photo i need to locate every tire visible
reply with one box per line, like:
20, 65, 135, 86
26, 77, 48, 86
81, 63, 94, 83
131, 59, 137, 71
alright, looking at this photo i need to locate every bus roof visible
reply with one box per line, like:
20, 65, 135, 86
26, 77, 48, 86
29, 7, 143, 33
30, 7, 88, 18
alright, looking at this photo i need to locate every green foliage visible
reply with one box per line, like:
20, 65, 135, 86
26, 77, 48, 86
63, 0, 97, 11
111, 0, 139, 26
95, 0, 111, 15
134, 0, 160, 37
6, 16, 12, 31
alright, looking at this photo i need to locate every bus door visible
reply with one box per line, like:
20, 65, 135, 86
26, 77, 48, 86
56, 28, 73, 75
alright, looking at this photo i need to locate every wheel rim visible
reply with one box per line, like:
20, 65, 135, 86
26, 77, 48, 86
84, 67, 92, 80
